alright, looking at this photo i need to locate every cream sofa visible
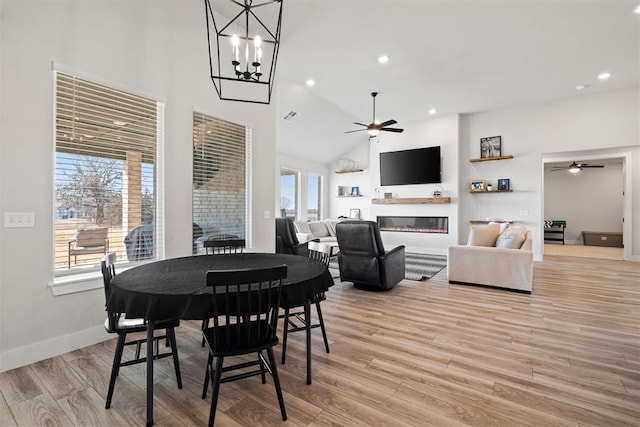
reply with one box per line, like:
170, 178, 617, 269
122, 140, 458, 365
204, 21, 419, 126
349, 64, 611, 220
447, 223, 533, 293
293, 220, 338, 244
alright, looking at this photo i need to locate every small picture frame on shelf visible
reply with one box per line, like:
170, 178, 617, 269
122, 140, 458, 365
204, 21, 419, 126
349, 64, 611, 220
498, 178, 510, 191
349, 208, 361, 219
351, 186, 360, 196
480, 136, 502, 158
470, 180, 485, 192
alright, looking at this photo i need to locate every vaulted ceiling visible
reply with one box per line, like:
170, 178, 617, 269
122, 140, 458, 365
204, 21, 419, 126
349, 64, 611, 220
273, 0, 639, 164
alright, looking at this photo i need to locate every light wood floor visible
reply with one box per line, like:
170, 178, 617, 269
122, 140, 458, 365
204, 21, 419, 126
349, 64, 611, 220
544, 243, 624, 260
1, 256, 639, 426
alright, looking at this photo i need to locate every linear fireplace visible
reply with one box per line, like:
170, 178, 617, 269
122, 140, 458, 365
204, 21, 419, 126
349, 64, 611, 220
377, 216, 448, 234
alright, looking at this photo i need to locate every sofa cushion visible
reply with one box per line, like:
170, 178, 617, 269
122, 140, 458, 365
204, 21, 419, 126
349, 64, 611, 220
294, 221, 312, 235
495, 226, 527, 249
309, 221, 330, 237
467, 223, 502, 247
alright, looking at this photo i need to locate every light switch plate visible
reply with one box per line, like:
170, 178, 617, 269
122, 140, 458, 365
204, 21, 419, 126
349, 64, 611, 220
4, 212, 35, 228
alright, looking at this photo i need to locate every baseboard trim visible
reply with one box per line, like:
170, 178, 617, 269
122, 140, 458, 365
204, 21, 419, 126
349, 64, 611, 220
0, 325, 110, 373
448, 280, 532, 294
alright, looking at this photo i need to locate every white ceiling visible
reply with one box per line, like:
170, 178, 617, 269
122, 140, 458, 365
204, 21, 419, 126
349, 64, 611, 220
271, 0, 639, 164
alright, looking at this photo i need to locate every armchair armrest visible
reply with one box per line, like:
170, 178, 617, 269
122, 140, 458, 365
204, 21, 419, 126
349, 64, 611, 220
380, 245, 406, 288
292, 238, 320, 257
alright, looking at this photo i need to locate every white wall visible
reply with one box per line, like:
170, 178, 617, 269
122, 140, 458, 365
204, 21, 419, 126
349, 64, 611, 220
459, 89, 639, 261
329, 114, 460, 255
544, 161, 624, 244
0, 1, 277, 372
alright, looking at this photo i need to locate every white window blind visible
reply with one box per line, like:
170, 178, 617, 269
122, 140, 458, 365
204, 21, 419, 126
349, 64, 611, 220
192, 112, 250, 253
54, 72, 162, 273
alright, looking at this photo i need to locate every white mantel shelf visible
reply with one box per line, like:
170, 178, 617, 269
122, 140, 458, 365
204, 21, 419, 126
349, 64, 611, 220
372, 197, 451, 204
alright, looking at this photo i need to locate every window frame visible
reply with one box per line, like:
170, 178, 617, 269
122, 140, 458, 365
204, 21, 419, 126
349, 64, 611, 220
49, 65, 165, 294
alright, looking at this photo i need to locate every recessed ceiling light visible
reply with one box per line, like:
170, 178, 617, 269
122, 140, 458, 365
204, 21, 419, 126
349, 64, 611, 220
428, 108, 437, 114
305, 79, 315, 87
598, 72, 611, 80
576, 85, 586, 90
377, 55, 389, 64
113, 120, 127, 126
634, 5, 640, 14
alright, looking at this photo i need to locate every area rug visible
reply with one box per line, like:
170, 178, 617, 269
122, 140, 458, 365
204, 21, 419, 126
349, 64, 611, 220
329, 252, 447, 281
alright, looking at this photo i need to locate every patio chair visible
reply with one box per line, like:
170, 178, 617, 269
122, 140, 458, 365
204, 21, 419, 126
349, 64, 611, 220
68, 227, 109, 268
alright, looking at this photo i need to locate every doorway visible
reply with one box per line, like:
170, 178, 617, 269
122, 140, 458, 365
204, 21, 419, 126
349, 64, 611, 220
542, 150, 631, 261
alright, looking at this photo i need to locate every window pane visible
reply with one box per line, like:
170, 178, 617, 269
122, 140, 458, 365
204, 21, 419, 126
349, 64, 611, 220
307, 173, 322, 221
280, 168, 298, 219
192, 112, 250, 254
54, 72, 160, 272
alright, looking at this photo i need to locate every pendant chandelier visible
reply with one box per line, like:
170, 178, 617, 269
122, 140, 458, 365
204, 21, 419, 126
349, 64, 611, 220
205, 0, 283, 104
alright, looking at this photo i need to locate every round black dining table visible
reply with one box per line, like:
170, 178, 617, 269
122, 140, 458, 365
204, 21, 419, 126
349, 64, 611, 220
107, 253, 333, 426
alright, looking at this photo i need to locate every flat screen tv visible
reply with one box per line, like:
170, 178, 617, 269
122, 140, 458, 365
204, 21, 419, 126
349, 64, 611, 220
379, 146, 441, 186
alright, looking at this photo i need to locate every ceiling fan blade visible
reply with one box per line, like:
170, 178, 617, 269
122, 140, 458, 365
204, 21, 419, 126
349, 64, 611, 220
581, 164, 604, 168
380, 127, 404, 133
550, 168, 566, 171
379, 119, 397, 127
345, 129, 366, 134
353, 122, 369, 127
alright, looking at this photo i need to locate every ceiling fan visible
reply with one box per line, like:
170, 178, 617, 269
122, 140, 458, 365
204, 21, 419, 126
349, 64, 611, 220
550, 161, 605, 173
345, 92, 404, 138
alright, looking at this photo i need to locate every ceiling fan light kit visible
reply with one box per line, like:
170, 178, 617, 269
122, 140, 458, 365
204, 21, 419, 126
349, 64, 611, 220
551, 161, 605, 173
204, 0, 283, 104
346, 92, 405, 139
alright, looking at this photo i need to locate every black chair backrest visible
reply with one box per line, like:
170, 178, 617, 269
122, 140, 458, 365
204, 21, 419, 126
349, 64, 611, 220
275, 218, 300, 254
204, 239, 246, 255
335, 220, 385, 257
207, 265, 287, 349
307, 241, 331, 267
100, 252, 119, 332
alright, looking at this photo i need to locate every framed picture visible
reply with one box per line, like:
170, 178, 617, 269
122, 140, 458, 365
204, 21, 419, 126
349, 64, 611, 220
470, 180, 485, 192
480, 136, 502, 158
349, 208, 361, 219
498, 178, 510, 191
351, 186, 360, 196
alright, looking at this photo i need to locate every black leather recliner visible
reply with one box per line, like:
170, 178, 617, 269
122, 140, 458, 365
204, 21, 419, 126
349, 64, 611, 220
275, 218, 316, 256
335, 220, 405, 290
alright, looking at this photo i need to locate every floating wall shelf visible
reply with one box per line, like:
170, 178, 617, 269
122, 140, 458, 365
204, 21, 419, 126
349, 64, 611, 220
469, 155, 514, 163
372, 197, 451, 204
335, 169, 364, 174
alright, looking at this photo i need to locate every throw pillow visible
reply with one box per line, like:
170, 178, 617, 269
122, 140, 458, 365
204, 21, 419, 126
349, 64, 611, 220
309, 221, 330, 237
294, 221, 312, 235
467, 223, 502, 247
495, 226, 527, 249
488, 221, 509, 233
324, 220, 337, 237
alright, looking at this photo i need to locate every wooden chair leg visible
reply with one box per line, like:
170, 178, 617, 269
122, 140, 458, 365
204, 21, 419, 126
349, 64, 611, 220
207, 356, 224, 427
280, 308, 290, 364
315, 301, 330, 354
105, 334, 126, 409
202, 354, 213, 399
168, 328, 182, 389
266, 347, 287, 421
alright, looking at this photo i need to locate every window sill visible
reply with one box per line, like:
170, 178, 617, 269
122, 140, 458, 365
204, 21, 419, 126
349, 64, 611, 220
49, 263, 137, 296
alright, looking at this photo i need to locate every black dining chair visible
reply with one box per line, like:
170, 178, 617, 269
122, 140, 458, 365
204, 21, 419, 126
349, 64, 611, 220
203, 238, 246, 255
100, 253, 182, 409
280, 241, 331, 377
200, 238, 247, 346
201, 265, 288, 427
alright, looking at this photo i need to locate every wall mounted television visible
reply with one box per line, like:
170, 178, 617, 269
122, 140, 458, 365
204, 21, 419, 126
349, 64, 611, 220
379, 146, 441, 186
